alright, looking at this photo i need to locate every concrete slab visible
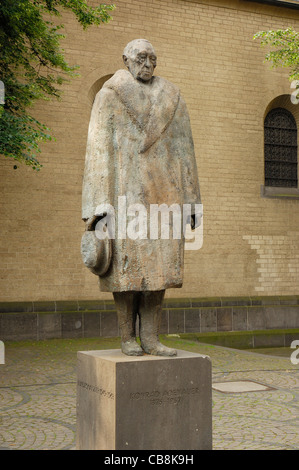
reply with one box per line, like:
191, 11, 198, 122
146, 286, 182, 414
212, 380, 272, 393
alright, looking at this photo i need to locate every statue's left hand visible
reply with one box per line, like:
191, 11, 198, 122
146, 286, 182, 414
85, 215, 100, 231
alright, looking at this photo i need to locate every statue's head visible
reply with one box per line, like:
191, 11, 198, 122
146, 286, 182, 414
123, 39, 157, 82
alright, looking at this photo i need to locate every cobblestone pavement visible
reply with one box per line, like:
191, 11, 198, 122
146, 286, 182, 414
0, 336, 298, 450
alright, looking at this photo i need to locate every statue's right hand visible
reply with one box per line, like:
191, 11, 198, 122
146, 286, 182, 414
85, 214, 107, 231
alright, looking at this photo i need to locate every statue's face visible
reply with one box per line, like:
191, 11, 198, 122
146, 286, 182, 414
123, 41, 157, 82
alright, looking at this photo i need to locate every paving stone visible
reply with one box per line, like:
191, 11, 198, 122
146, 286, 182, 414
0, 338, 298, 450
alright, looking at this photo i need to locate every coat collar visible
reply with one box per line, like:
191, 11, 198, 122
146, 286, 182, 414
104, 69, 180, 153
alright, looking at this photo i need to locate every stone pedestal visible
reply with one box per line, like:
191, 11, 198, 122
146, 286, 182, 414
76, 349, 212, 450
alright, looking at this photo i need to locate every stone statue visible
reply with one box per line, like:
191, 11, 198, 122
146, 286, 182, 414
81, 39, 201, 356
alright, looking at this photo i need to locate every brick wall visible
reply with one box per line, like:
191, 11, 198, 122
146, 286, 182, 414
1, 0, 299, 302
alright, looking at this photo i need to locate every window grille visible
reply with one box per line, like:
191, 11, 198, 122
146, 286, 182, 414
264, 107, 298, 188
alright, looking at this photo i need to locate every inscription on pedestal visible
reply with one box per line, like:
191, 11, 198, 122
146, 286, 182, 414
78, 380, 114, 399
130, 386, 201, 406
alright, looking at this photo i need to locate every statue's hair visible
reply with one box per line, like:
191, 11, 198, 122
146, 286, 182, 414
123, 39, 155, 58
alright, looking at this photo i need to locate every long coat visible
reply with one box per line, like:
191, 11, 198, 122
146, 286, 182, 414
82, 69, 201, 292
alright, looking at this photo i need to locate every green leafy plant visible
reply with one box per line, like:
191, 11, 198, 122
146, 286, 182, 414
254, 27, 299, 80
0, 0, 114, 170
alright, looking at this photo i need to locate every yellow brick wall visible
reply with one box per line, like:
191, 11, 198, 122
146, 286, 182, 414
1, 0, 299, 301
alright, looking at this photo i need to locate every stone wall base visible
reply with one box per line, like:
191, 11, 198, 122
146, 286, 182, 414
0, 296, 298, 342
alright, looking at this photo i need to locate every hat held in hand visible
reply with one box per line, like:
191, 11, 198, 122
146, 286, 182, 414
81, 219, 112, 277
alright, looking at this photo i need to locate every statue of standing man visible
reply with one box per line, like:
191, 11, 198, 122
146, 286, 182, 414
81, 39, 201, 356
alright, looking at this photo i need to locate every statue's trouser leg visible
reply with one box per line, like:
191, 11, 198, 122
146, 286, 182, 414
139, 290, 177, 356
113, 291, 143, 356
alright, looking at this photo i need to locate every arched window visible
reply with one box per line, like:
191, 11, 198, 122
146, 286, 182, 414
87, 74, 113, 108
264, 107, 298, 188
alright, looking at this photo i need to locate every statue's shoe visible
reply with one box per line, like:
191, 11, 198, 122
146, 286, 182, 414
121, 339, 143, 356
141, 341, 177, 357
